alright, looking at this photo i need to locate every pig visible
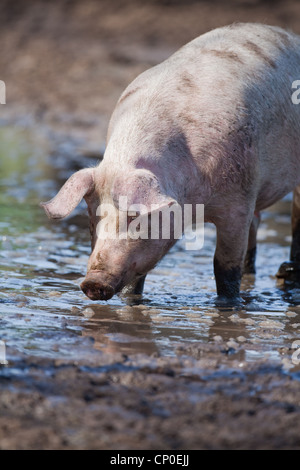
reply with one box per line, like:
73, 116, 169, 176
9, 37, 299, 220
41, 22, 300, 301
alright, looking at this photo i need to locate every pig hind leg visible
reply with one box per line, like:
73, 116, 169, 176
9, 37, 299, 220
277, 185, 300, 282
244, 211, 260, 274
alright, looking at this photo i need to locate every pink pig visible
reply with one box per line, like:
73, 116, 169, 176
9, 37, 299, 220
41, 23, 300, 301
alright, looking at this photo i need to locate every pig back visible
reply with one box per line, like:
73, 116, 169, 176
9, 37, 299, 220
107, 23, 300, 205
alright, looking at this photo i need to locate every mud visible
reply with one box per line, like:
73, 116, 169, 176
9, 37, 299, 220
1, 345, 300, 450
1, 0, 300, 450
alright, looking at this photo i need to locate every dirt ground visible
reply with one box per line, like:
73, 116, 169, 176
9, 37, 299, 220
1, 0, 300, 450
1, 343, 300, 450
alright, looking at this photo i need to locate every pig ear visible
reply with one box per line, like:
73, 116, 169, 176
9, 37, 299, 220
112, 169, 176, 213
40, 168, 95, 219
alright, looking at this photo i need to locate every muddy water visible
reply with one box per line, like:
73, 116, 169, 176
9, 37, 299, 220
1, 126, 300, 369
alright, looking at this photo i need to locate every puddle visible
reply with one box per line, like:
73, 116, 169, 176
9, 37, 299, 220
1, 125, 300, 370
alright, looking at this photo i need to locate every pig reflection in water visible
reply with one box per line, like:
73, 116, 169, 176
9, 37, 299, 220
80, 304, 162, 355
41, 23, 300, 301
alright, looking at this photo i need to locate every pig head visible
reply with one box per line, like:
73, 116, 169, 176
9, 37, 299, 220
40, 167, 179, 300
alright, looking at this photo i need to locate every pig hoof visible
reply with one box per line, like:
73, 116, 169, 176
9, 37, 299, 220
215, 295, 242, 307
276, 261, 300, 281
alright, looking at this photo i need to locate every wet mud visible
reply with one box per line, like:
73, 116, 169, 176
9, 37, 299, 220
1, 0, 300, 450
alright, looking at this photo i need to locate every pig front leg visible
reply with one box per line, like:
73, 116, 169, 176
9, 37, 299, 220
130, 275, 147, 295
213, 210, 253, 299
121, 275, 147, 296
277, 185, 300, 282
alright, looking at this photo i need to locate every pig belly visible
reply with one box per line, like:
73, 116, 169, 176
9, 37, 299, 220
255, 185, 295, 212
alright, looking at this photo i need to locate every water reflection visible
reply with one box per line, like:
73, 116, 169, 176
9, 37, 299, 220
1, 126, 300, 368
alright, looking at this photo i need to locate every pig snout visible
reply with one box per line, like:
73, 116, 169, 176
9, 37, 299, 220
80, 272, 115, 301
